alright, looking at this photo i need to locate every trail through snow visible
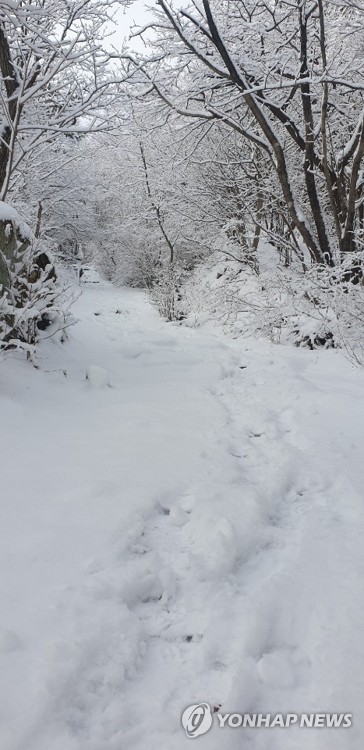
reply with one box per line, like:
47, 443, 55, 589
1, 277, 364, 750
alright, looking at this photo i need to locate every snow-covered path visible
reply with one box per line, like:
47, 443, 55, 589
1, 278, 364, 750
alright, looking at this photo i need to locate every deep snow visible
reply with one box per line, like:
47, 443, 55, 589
1, 275, 364, 750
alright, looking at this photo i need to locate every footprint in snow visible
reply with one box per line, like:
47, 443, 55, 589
257, 648, 296, 689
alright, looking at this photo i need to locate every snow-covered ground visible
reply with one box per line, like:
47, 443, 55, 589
1, 275, 364, 750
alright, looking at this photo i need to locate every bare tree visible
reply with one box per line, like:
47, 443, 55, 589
121, 0, 364, 275
0, 0, 129, 198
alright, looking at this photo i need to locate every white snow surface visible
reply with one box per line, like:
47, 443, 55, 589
1, 274, 364, 749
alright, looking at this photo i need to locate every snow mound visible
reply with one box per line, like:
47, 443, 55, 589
0, 200, 33, 241
85, 365, 110, 387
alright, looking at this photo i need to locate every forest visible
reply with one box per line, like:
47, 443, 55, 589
0, 0, 364, 360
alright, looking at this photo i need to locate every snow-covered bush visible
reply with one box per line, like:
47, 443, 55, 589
0, 203, 71, 357
150, 265, 185, 322
180, 249, 364, 364
283, 260, 364, 363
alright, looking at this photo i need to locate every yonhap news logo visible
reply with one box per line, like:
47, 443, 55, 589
181, 704, 352, 738
181, 703, 213, 738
